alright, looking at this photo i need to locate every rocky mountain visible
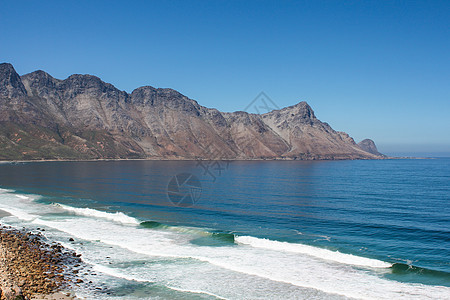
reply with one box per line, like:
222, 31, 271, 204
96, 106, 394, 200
358, 139, 384, 157
0, 63, 383, 160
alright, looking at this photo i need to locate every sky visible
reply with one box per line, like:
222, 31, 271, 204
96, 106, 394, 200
1, 0, 449, 156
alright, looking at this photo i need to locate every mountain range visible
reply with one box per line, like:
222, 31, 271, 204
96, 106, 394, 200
0, 63, 383, 161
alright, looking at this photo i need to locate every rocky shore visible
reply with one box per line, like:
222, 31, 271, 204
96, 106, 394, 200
0, 225, 82, 299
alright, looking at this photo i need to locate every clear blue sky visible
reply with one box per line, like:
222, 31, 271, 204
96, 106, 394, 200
1, 1, 449, 156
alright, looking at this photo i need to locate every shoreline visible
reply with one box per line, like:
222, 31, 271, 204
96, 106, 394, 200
0, 156, 426, 165
0, 223, 82, 300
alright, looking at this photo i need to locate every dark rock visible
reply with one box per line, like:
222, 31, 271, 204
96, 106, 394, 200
358, 139, 384, 156
0, 225, 86, 298
0, 63, 27, 98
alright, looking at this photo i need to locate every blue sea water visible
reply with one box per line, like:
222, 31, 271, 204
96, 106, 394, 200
0, 159, 449, 299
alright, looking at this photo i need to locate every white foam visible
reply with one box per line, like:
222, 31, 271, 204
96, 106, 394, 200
30, 216, 450, 300
2, 194, 448, 300
0, 191, 43, 221
92, 262, 228, 299
54, 203, 140, 225
92, 263, 149, 282
0, 206, 37, 221
235, 235, 392, 268
166, 285, 230, 300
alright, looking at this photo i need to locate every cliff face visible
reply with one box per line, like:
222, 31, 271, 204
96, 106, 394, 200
358, 139, 384, 157
0, 63, 382, 160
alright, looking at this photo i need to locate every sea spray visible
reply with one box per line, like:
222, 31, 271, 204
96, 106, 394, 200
235, 235, 392, 268
54, 203, 140, 225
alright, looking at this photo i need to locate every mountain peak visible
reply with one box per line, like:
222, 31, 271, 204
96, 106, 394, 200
66, 73, 104, 83
263, 100, 316, 121
21, 70, 58, 97
292, 101, 315, 118
23, 69, 54, 79
0, 62, 27, 98
62, 74, 122, 97
22, 69, 56, 84
0, 63, 15, 72
358, 139, 384, 156
131, 86, 185, 98
130, 85, 201, 115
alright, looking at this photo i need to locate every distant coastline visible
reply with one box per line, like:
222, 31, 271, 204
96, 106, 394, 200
0, 156, 406, 165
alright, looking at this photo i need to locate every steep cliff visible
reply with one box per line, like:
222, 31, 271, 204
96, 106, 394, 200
0, 63, 383, 160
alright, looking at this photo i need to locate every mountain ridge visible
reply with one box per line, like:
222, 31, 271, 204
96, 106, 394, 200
0, 63, 384, 161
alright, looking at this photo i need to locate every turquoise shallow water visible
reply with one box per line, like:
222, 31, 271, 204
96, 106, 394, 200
0, 159, 449, 299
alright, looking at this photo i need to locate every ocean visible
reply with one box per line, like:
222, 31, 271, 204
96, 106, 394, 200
0, 159, 449, 299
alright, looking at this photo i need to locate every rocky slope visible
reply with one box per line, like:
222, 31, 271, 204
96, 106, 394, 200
0, 63, 383, 160
358, 139, 384, 157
